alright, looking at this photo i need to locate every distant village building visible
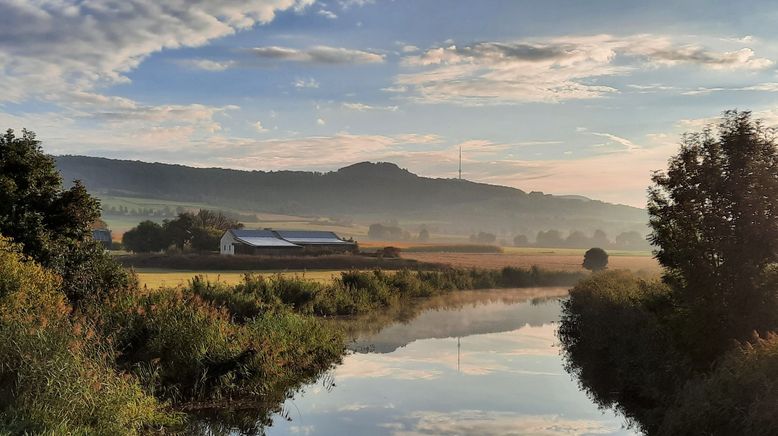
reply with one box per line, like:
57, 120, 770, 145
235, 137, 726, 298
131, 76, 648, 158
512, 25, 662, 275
220, 229, 356, 256
92, 229, 112, 250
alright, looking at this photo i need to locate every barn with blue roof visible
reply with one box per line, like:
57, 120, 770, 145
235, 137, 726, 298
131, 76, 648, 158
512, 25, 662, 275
220, 229, 356, 255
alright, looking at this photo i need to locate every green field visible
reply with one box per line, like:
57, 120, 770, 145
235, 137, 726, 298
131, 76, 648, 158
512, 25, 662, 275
134, 268, 342, 289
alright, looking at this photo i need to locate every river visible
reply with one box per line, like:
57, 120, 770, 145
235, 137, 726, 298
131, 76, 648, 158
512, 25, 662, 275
261, 288, 635, 435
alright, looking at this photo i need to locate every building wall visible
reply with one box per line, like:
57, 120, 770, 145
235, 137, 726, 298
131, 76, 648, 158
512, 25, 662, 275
234, 244, 303, 256
300, 244, 357, 254
220, 232, 236, 255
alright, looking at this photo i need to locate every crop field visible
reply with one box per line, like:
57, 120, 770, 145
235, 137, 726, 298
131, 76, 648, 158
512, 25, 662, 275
402, 250, 659, 273
134, 268, 341, 289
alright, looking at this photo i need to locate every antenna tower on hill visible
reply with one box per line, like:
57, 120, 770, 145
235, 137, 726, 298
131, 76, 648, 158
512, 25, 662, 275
459, 146, 462, 180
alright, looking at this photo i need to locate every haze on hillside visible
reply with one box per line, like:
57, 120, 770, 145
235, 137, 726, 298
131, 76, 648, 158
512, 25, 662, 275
57, 155, 647, 240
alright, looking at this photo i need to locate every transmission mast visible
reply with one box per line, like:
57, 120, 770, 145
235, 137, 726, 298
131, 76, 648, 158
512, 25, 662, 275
459, 146, 462, 180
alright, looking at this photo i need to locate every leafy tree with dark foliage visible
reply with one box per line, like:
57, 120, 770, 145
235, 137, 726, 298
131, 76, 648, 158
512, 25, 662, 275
0, 129, 132, 302
648, 110, 778, 362
582, 247, 608, 271
122, 220, 168, 253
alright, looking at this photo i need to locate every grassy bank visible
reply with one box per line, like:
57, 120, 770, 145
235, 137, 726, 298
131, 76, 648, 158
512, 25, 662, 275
189, 266, 585, 318
135, 268, 340, 288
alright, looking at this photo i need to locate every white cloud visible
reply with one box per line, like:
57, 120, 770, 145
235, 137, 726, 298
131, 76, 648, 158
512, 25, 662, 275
0, 0, 316, 104
589, 132, 640, 151
254, 121, 268, 132
393, 34, 774, 105
294, 77, 321, 88
318, 9, 338, 19
342, 102, 399, 111
316, 117, 326, 126
178, 59, 235, 71
251, 45, 385, 64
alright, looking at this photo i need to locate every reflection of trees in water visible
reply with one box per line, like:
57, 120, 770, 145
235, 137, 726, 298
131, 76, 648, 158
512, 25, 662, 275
187, 370, 338, 435
336, 288, 569, 354
189, 287, 568, 434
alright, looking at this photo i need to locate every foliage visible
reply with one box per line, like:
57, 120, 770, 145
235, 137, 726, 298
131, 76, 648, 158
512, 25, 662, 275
417, 227, 430, 242
122, 220, 168, 253
659, 333, 778, 436
582, 247, 608, 271
368, 223, 404, 240
192, 267, 585, 319
648, 110, 778, 360
0, 129, 132, 303
0, 236, 179, 434
513, 234, 529, 246
559, 271, 689, 434
469, 231, 497, 244
123, 209, 243, 253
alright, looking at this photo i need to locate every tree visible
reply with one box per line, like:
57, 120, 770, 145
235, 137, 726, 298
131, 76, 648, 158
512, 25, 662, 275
513, 234, 529, 246
582, 247, 608, 271
592, 229, 610, 247
615, 231, 645, 250
122, 221, 168, 253
536, 229, 564, 247
648, 110, 778, 359
0, 129, 131, 302
565, 231, 590, 248
470, 231, 496, 244
418, 227, 430, 242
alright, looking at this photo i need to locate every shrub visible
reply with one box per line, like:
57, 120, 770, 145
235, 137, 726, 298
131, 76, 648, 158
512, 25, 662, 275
659, 333, 778, 436
559, 271, 689, 433
0, 237, 178, 433
582, 247, 608, 271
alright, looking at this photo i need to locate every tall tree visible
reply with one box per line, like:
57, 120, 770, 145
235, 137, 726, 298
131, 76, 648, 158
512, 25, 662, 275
648, 111, 778, 360
0, 129, 132, 302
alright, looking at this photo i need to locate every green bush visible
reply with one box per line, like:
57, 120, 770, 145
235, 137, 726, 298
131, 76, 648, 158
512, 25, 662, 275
0, 237, 178, 434
558, 271, 689, 433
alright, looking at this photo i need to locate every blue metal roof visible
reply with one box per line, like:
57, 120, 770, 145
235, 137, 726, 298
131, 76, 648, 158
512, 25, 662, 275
275, 230, 353, 245
230, 229, 301, 248
227, 229, 355, 247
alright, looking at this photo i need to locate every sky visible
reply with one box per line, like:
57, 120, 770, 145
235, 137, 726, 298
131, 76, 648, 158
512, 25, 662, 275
3, 0, 778, 207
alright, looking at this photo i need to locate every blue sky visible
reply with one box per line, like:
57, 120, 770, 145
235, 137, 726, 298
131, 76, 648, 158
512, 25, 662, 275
3, 0, 778, 206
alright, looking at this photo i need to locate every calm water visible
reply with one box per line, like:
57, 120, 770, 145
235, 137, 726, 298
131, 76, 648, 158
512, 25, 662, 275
262, 288, 635, 436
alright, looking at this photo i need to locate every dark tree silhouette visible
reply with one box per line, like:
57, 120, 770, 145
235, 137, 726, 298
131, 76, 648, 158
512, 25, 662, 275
648, 110, 778, 359
582, 247, 608, 271
0, 128, 131, 302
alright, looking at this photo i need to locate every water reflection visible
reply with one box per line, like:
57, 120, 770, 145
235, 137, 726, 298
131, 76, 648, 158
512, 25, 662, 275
266, 288, 635, 436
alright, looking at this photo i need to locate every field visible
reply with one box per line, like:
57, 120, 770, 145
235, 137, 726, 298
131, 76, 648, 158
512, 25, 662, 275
135, 268, 341, 288
402, 247, 659, 273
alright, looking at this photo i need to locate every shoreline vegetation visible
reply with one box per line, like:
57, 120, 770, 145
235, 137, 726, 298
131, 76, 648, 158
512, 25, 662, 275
559, 111, 778, 435
1, 230, 583, 433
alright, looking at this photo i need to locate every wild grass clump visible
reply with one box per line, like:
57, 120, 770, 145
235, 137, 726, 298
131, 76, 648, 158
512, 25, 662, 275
0, 237, 179, 434
90, 285, 345, 406
192, 267, 584, 319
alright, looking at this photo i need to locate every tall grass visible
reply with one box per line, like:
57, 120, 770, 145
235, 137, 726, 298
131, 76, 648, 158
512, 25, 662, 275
192, 266, 585, 318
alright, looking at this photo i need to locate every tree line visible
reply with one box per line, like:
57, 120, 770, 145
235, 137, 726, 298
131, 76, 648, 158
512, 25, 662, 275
122, 209, 242, 253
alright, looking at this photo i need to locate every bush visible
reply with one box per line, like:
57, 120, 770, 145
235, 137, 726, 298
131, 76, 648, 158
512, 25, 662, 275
0, 237, 178, 433
582, 247, 608, 271
559, 271, 690, 433
659, 333, 778, 436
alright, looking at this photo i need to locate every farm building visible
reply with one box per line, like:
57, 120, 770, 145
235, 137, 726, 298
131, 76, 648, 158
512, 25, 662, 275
92, 229, 112, 250
220, 229, 356, 255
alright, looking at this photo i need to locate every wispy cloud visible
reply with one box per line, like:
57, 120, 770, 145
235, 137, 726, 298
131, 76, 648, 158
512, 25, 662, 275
392, 34, 774, 105
251, 45, 385, 64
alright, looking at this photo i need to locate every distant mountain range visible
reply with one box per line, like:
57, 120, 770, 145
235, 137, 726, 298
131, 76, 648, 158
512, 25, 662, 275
55, 155, 648, 237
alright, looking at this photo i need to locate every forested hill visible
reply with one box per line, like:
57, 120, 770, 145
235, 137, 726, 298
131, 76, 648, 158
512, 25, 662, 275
55, 155, 648, 234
